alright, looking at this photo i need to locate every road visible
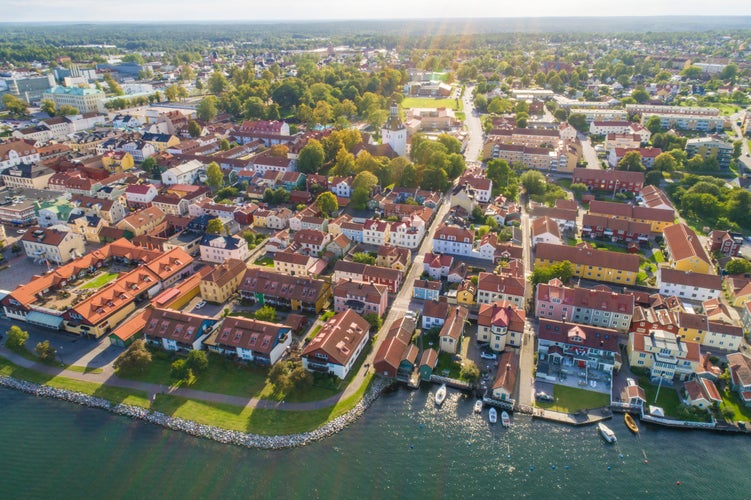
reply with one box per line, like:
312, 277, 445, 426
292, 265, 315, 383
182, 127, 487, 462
730, 111, 751, 174
579, 133, 603, 169
462, 85, 484, 163
516, 197, 536, 406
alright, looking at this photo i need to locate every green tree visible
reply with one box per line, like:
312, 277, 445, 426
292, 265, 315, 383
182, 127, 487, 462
40, 99, 56, 116
196, 96, 218, 122
187, 120, 202, 138
331, 147, 355, 176
254, 305, 277, 322
568, 113, 588, 133
268, 361, 294, 393
680, 65, 703, 79
208, 71, 229, 94
288, 363, 313, 390
205, 161, 223, 191
141, 157, 158, 176
400, 164, 419, 188
570, 182, 588, 199
315, 192, 338, 218
420, 167, 449, 192
113, 339, 152, 373
206, 218, 224, 234
5, 325, 29, 351
720, 63, 739, 83
219, 138, 231, 151
520, 170, 546, 195
297, 139, 325, 174
645, 115, 663, 134
631, 87, 650, 103
170, 358, 192, 380
725, 258, 751, 275
618, 151, 645, 172
351, 188, 370, 210
353, 252, 376, 265
530, 261, 574, 285
363, 313, 383, 331
653, 152, 677, 172
35, 340, 57, 363
104, 74, 124, 96
645, 170, 664, 187
460, 360, 480, 382
186, 350, 208, 373
57, 105, 79, 116
2, 94, 28, 115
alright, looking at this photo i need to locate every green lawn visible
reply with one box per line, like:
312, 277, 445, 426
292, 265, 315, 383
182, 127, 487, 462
5, 346, 103, 373
435, 352, 462, 379
254, 256, 274, 267
720, 386, 751, 422
535, 385, 610, 413
306, 324, 322, 341
401, 97, 462, 111
584, 239, 629, 253
652, 250, 665, 264
80, 272, 119, 289
637, 376, 688, 418
556, 178, 573, 189
718, 103, 741, 116
151, 374, 375, 435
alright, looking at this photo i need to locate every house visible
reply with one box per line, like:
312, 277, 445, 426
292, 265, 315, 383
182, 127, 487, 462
301, 309, 370, 379
67, 213, 105, 243
419, 348, 439, 381
455, 279, 477, 306
725, 274, 751, 307
70, 194, 127, 225
438, 306, 468, 354
433, 224, 474, 257
608, 147, 662, 169
117, 206, 166, 237
199, 234, 251, 264
534, 279, 634, 332
389, 218, 425, 249
161, 159, 203, 185
422, 300, 450, 330
273, 251, 318, 277
620, 384, 647, 408
266, 208, 292, 230
458, 173, 493, 203
536, 319, 621, 389
363, 219, 390, 246
638, 185, 675, 211
207, 316, 292, 366
0, 163, 55, 189
685, 136, 734, 169
727, 352, 751, 407
413, 279, 441, 301
707, 230, 743, 258
588, 200, 674, 234
531, 216, 562, 248
663, 223, 713, 274
125, 183, 158, 210
330, 176, 353, 198
476, 271, 526, 308
477, 300, 526, 352
373, 317, 419, 379
331, 261, 403, 293
684, 378, 722, 410
491, 350, 519, 402
21, 227, 86, 264
571, 168, 644, 195
658, 269, 722, 301
376, 245, 411, 271
581, 213, 651, 244
239, 268, 332, 314
627, 329, 701, 382
333, 279, 389, 317
292, 229, 332, 257
142, 308, 217, 353
535, 242, 640, 285
741, 301, 751, 335
423, 253, 454, 280
200, 258, 247, 303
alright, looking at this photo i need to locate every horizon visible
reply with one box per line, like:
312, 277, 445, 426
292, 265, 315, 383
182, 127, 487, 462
4, 0, 751, 23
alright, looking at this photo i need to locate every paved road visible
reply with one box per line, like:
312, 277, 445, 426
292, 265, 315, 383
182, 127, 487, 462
516, 200, 536, 406
579, 133, 602, 169
462, 85, 484, 163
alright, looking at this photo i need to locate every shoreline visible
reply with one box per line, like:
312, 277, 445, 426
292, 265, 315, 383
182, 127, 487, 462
0, 374, 390, 450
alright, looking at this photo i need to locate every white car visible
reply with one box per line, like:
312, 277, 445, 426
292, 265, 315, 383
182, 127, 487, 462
194, 300, 207, 309
16, 229, 27, 234
480, 352, 497, 360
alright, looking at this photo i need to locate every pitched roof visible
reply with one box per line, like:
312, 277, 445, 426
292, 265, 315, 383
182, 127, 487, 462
478, 300, 526, 332
213, 316, 289, 355
202, 259, 248, 288
728, 352, 751, 387
663, 223, 711, 266
535, 242, 640, 273
477, 272, 526, 297
143, 307, 214, 343
373, 317, 417, 372
536, 280, 634, 315
659, 269, 721, 290
492, 350, 519, 393
538, 319, 619, 352
333, 279, 388, 304
439, 306, 468, 341
239, 268, 327, 303
301, 309, 370, 366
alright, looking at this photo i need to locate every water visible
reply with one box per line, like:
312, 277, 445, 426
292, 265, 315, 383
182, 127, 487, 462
1, 385, 749, 499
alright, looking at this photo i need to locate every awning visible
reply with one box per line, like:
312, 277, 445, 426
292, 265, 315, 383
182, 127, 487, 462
26, 311, 64, 330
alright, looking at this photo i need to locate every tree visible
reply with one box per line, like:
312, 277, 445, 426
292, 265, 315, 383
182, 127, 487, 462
104, 74, 124, 96
645, 170, 664, 187
205, 161, 223, 191
57, 105, 80, 116
570, 182, 588, 199
726, 258, 751, 275
568, 113, 588, 133
196, 96, 218, 122
254, 305, 277, 322
645, 115, 663, 134
401, 163, 419, 188
520, 170, 546, 195
219, 138, 231, 151
288, 363, 313, 390
617, 151, 645, 172
352, 171, 379, 192
331, 147, 355, 176
631, 87, 650, 103
460, 360, 480, 382
187, 120, 202, 138
2, 94, 28, 115
315, 192, 338, 217
206, 218, 224, 235
351, 188, 370, 210
680, 65, 703, 79
185, 349, 209, 373
35, 340, 57, 363
40, 99, 56, 116
207, 71, 229, 94
141, 157, 158, 176
364, 313, 383, 331
297, 139, 325, 174
5, 325, 29, 351
720, 63, 739, 83
113, 339, 152, 373
352, 252, 376, 265
530, 261, 574, 285
171, 359, 192, 381
653, 152, 677, 172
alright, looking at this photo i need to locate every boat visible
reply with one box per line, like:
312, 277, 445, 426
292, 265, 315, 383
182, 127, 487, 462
501, 411, 511, 428
598, 423, 617, 443
624, 413, 639, 434
435, 384, 447, 406
488, 407, 498, 424
474, 400, 483, 413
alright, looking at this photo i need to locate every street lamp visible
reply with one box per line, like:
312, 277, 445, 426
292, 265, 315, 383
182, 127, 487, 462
58, 346, 64, 366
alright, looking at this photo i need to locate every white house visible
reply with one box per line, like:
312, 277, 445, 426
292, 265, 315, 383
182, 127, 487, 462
658, 268, 722, 302
363, 219, 390, 246
432, 224, 474, 257
301, 309, 370, 379
199, 234, 251, 264
389, 218, 425, 249
161, 159, 204, 186
330, 176, 353, 198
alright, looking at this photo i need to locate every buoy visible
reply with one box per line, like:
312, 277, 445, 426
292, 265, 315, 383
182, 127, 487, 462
676, 481, 681, 486
644, 459, 649, 464
507, 454, 511, 459
410, 444, 414, 449
419, 424, 424, 429
530, 466, 535, 471
565, 465, 570, 470
607, 466, 612, 471
619, 454, 624, 459
551, 465, 556, 470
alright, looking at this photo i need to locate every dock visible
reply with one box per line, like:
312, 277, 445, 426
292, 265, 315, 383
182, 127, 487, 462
532, 407, 613, 426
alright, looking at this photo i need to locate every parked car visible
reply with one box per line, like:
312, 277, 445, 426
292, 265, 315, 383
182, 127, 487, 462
16, 229, 26, 234
480, 352, 497, 360
626, 377, 636, 387
536, 392, 554, 402
194, 300, 207, 309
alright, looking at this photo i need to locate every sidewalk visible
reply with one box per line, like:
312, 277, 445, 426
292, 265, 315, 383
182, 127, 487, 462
0, 346, 347, 411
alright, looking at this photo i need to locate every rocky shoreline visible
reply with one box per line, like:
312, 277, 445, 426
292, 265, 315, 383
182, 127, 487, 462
0, 375, 389, 449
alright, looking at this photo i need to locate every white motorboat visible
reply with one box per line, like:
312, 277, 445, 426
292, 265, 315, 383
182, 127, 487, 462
501, 411, 511, 428
489, 407, 498, 424
598, 422, 617, 443
474, 400, 483, 413
435, 384, 447, 406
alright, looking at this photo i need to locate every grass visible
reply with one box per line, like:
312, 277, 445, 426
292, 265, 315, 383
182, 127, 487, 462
652, 250, 665, 264
306, 324, 323, 341
718, 103, 741, 116
151, 373, 375, 435
720, 386, 751, 422
535, 384, 610, 413
254, 256, 274, 267
584, 239, 629, 253
6, 346, 103, 373
401, 97, 462, 111
556, 178, 573, 189
638, 376, 682, 416
435, 352, 462, 379
80, 272, 119, 289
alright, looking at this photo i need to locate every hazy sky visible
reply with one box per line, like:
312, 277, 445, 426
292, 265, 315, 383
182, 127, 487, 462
4, 0, 751, 22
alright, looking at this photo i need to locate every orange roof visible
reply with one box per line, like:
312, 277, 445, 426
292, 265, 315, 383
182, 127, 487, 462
110, 309, 149, 342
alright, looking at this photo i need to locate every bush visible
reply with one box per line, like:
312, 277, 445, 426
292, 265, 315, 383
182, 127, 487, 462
460, 360, 480, 382
35, 340, 57, 363
5, 325, 29, 351
254, 305, 277, 322
186, 350, 209, 374
171, 359, 193, 380
113, 339, 153, 373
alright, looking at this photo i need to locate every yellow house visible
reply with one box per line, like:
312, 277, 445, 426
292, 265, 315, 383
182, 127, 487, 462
535, 243, 639, 286
726, 275, 751, 307
67, 213, 104, 243
252, 209, 272, 229
627, 329, 701, 381
375, 245, 411, 272
663, 223, 712, 274
456, 279, 476, 305
274, 251, 313, 277
116, 206, 166, 237
143, 133, 180, 152
200, 258, 247, 304
101, 151, 135, 173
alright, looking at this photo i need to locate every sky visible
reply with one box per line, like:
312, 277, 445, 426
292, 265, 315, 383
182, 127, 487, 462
4, 0, 751, 23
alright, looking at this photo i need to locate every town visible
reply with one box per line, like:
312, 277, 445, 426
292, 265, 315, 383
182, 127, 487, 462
2, 23, 751, 439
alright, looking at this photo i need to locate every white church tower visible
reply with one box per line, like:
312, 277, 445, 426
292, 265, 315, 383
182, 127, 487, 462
381, 100, 407, 157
